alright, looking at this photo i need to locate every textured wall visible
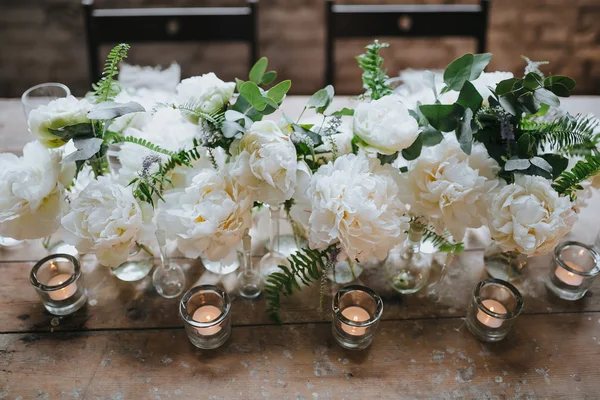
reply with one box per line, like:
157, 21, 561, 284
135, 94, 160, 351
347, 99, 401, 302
1, 0, 600, 97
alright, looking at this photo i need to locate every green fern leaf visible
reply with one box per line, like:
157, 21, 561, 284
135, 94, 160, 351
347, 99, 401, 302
552, 155, 600, 200
521, 114, 599, 153
422, 225, 464, 253
92, 43, 131, 103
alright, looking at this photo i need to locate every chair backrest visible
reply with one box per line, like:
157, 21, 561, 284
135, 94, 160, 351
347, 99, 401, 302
325, 0, 490, 86
82, 0, 259, 84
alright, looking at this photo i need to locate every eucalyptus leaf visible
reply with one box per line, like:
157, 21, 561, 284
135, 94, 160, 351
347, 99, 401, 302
540, 153, 568, 179
456, 80, 483, 112
261, 71, 277, 86
292, 124, 322, 147
421, 126, 444, 146
544, 75, 576, 91
48, 123, 95, 140
62, 138, 104, 163
505, 158, 531, 171
377, 152, 399, 165
235, 78, 245, 91
456, 108, 473, 155
329, 108, 354, 117
401, 133, 423, 161
530, 156, 553, 173
419, 104, 464, 132
517, 133, 533, 157
442, 53, 492, 92
495, 78, 521, 96
88, 101, 145, 120
533, 88, 560, 107
222, 120, 245, 138
266, 80, 291, 104
225, 109, 253, 127
249, 57, 268, 84
307, 85, 334, 114
239, 82, 267, 111
423, 70, 438, 99
523, 72, 542, 90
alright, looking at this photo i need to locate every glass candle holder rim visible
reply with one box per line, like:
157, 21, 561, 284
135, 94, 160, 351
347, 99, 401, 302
21, 82, 71, 103
473, 279, 524, 320
29, 253, 81, 291
179, 285, 231, 328
332, 285, 383, 327
554, 241, 600, 277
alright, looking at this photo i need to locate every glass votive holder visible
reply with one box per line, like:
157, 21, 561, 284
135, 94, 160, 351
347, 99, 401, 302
21, 82, 71, 118
546, 241, 600, 301
179, 285, 232, 349
332, 285, 383, 350
29, 253, 87, 316
466, 279, 523, 342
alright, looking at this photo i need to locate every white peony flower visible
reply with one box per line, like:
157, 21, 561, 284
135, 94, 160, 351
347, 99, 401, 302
399, 137, 501, 241
176, 73, 235, 118
27, 96, 93, 148
0, 141, 71, 239
353, 95, 420, 155
303, 153, 409, 262
229, 120, 298, 205
61, 176, 156, 267
157, 168, 253, 261
485, 175, 577, 256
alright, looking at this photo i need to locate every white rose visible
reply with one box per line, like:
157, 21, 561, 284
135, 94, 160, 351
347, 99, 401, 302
486, 175, 577, 256
27, 95, 92, 148
0, 141, 70, 239
353, 95, 420, 155
306, 153, 409, 262
229, 120, 298, 205
157, 168, 252, 261
399, 137, 501, 241
176, 73, 235, 117
61, 176, 156, 267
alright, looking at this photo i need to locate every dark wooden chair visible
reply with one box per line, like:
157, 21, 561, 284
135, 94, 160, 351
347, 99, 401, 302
325, 0, 490, 86
82, 0, 259, 84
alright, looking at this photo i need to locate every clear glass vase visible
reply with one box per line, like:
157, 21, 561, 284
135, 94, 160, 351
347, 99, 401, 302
326, 258, 364, 284
152, 229, 186, 298
484, 243, 528, 282
111, 244, 154, 282
237, 230, 262, 299
260, 204, 290, 278
202, 248, 241, 275
383, 222, 432, 294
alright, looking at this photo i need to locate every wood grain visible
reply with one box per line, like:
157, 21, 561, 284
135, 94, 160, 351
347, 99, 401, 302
2, 313, 599, 399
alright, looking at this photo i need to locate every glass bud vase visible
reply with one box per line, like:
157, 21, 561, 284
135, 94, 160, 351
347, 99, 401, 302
484, 243, 528, 282
260, 204, 290, 279
237, 229, 262, 299
111, 244, 154, 282
384, 222, 432, 294
202, 248, 240, 275
153, 229, 186, 299
326, 258, 364, 284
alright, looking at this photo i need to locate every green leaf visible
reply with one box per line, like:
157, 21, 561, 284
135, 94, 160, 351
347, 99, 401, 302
419, 104, 464, 132
442, 53, 492, 92
87, 101, 145, 120
262, 96, 279, 110
523, 72, 543, 90
548, 82, 571, 97
530, 156, 553, 174
261, 71, 277, 86
401, 133, 424, 160
517, 133, 533, 157
544, 75, 576, 92
235, 78, 245, 91
456, 81, 483, 112
329, 108, 354, 117
249, 57, 268, 84
424, 70, 438, 99
533, 88, 560, 107
48, 123, 95, 140
525, 103, 550, 120
239, 82, 266, 111
456, 108, 473, 154
421, 126, 444, 146
505, 158, 531, 171
307, 85, 334, 114
540, 153, 569, 179
495, 78, 521, 96
266, 80, 291, 104
377, 152, 399, 165
62, 138, 104, 163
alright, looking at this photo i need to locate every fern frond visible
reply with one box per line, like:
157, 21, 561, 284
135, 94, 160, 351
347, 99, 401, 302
264, 245, 337, 323
92, 43, 130, 102
422, 226, 464, 253
178, 102, 226, 128
552, 155, 600, 200
521, 114, 599, 153
107, 133, 176, 157
356, 40, 393, 100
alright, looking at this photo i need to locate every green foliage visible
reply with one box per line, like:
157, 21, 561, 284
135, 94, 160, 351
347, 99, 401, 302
422, 226, 464, 253
521, 114, 599, 153
264, 245, 337, 323
552, 155, 600, 200
440, 53, 492, 94
92, 44, 130, 102
356, 40, 393, 100
179, 102, 226, 128
307, 85, 335, 114
106, 133, 177, 157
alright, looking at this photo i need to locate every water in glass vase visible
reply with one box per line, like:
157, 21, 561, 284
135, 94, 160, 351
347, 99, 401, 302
484, 243, 528, 282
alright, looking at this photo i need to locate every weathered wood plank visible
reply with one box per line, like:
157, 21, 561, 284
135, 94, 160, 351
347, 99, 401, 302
1, 313, 599, 399
3, 247, 600, 333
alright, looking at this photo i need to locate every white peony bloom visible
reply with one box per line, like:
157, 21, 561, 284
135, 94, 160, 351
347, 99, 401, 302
353, 95, 420, 155
399, 137, 501, 241
157, 168, 253, 261
27, 96, 93, 148
176, 73, 235, 117
304, 153, 409, 262
0, 141, 71, 239
229, 120, 298, 205
485, 175, 577, 256
61, 176, 156, 267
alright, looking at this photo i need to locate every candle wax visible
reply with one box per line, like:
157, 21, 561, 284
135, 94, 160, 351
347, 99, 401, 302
47, 273, 77, 301
476, 299, 507, 328
555, 261, 585, 286
192, 305, 223, 336
341, 306, 370, 336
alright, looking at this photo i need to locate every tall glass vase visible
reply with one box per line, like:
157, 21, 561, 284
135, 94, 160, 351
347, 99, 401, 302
237, 229, 262, 298
484, 243, 528, 282
152, 229, 186, 298
260, 204, 290, 278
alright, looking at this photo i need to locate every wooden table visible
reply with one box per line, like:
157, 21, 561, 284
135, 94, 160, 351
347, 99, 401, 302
1, 97, 600, 399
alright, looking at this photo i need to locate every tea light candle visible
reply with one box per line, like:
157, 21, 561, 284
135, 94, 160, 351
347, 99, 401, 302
476, 299, 507, 328
47, 274, 77, 301
192, 305, 223, 336
341, 306, 370, 336
555, 261, 584, 286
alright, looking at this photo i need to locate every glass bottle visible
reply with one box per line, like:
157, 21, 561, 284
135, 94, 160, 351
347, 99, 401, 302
152, 229, 186, 298
384, 221, 432, 294
237, 229, 262, 299
260, 204, 290, 278
484, 243, 528, 282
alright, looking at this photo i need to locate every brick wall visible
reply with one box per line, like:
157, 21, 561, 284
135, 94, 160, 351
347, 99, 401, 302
1, 0, 599, 97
